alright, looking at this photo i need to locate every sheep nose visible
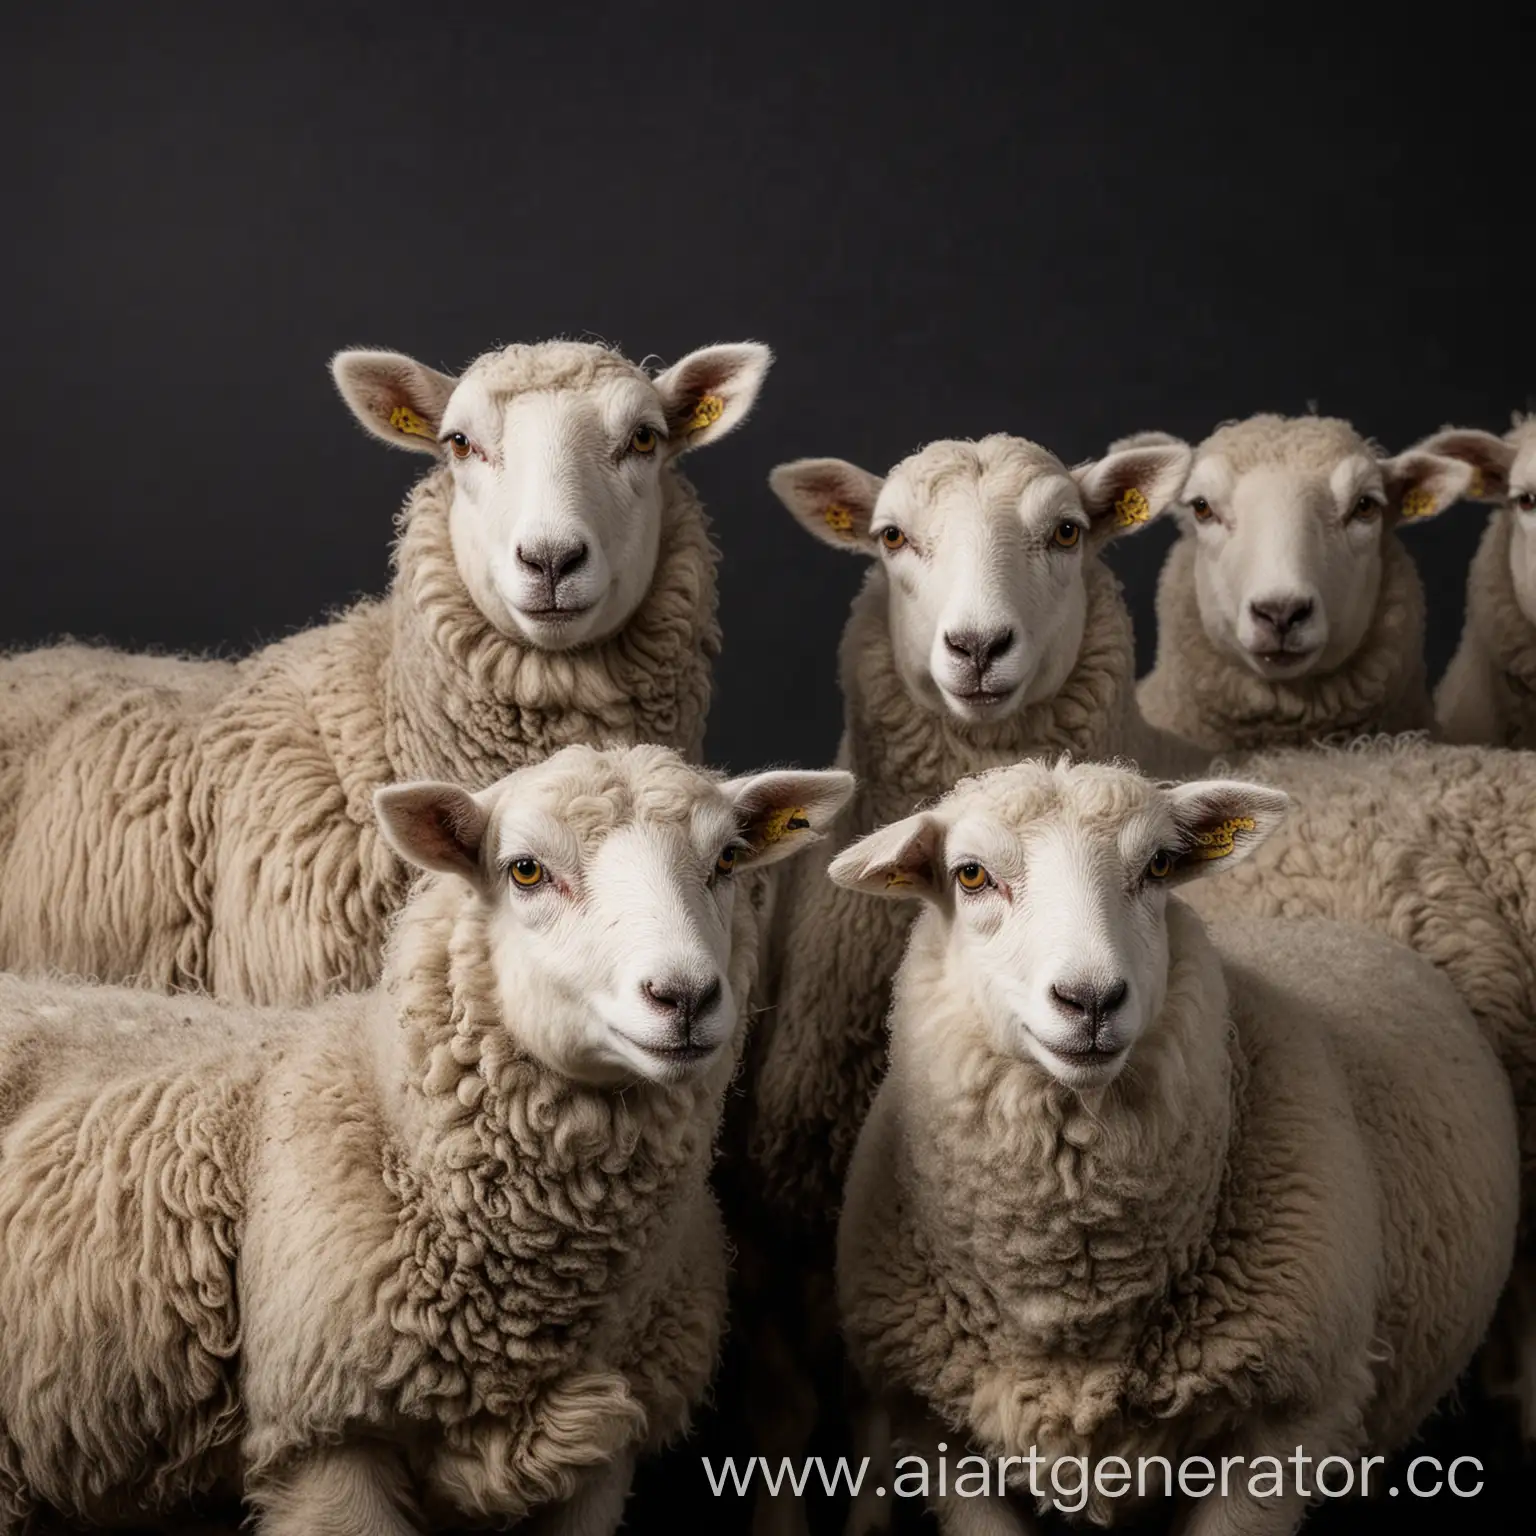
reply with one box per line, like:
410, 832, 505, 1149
516, 540, 590, 584
642, 974, 723, 1032
1050, 978, 1129, 1028
943, 628, 1015, 670
1248, 596, 1313, 636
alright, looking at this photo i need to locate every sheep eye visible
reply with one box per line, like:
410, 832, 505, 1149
1147, 849, 1175, 881
878, 526, 908, 551
1349, 493, 1381, 521
509, 858, 544, 888
1189, 496, 1214, 522
629, 424, 659, 455
447, 432, 473, 461
1052, 521, 1082, 550
1515, 491, 1536, 514
714, 844, 739, 877
955, 862, 991, 892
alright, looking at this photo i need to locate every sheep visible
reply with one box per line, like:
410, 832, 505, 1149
832, 757, 1518, 1535
0, 742, 854, 1536
0, 336, 770, 1004
722, 431, 1195, 1535
1136, 414, 1476, 751
1167, 732, 1536, 1436
1417, 416, 1536, 746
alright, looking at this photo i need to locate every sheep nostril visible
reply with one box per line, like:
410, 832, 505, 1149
642, 975, 722, 1028
985, 629, 1015, 664
556, 543, 589, 580
1051, 983, 1089, 1016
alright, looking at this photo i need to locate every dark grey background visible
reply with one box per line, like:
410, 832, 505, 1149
2, 4, 1530, 777
4, 5, 1534, 1529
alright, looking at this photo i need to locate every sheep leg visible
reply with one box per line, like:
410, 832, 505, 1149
524, 1449, 635, 1536
252, 1443, 421, 1536
889, 1404, 1037, 1536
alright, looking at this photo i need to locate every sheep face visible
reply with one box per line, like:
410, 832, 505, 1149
1173, 415, 1472, 679
375, 745, 851, 1087
829, 760, 1286, 1091
333, 339, 771, 651
770, 434, 1189, 723
1417, 419, 1536, 625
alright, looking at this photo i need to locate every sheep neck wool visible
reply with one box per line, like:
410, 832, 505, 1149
386, 465, 721, 785
366, 881, 732, 1505
1463, 508, 1536, 747
1148, 534, 1431, 751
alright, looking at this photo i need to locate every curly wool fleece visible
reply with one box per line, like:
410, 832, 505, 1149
0, 369, 718, 1004
839, 903, 1516, 1526
0, 819, 753, 1528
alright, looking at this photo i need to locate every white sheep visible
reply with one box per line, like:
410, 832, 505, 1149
726, 431, 1195, 1536
0, 336, 769, 1004
0, 742, 853, 1536
1136, 414, 1475, 751
1417, 416, 1536, 745
1171, 733, 1536, 1435
833, 758, 1518, 1535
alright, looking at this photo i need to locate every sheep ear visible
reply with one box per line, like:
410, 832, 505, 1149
827, 811, 944, 902
1406, 429, 1516, 504
653, 342, 772, 453
1072, 438, 1193, 546
1381, 447, 1479, 525
1162, 779, 1289, 885
332, 349, 458, 455
374, 781, 489, 886
721, 769, 856, 871
768, 458, 887, 555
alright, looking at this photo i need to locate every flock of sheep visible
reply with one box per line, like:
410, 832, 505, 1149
0, 334, 1532, 1536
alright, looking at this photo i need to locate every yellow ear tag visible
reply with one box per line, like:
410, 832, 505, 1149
1400, 487, 1436, 520
757, 807, 811, 847
886, 872, 914, 888
1467, 468, 1485, 499
686, 393, 725, 433
1114, 487, 1151, 528
388, 404, 434, 439
1188, 816, 1257, 862
824, 501, 855, 536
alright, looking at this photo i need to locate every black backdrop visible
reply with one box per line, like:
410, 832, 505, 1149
4, 3, 1535, 1531
3, 4, 1531, 775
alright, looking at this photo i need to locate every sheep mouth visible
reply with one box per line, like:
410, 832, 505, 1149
1246, 643, 1318, 668
630, 1039, 720, 1070
518, 603, 595, 625
943, 682, 1022, 713
1031, 1036, 1128, 1084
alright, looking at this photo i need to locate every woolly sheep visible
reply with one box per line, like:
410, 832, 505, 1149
0, 336, 769, 1004
723, 432, 1194, 1534
0, 743, 853, 1536
1417, 416, 1536, 746
833, 758, 1517, 1534
1136, 414, 1475, 751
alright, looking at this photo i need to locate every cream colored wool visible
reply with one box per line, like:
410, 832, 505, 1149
1179, 734, 1536, 1435
839, 789, 1516, 1528
1436, 419, 1536, 747
0, 747, 792, 1535
0, 345, 721, 1004
1140, 533, 1432, 750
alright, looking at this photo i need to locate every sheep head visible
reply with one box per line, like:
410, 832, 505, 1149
1160, 414, 1473, 680
769, 433, 1188, 724
375, 744, 851, 1088
332, 338, 771, 651
1415, 417, 1536, 627
829, 758, 1286, 1090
